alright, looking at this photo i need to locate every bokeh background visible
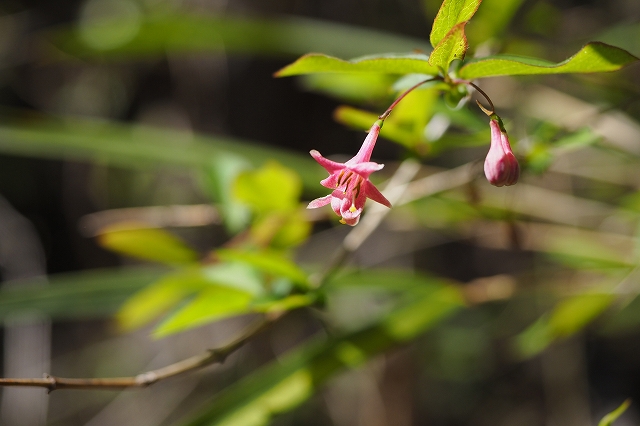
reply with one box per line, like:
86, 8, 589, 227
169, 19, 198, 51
0, 0, 639, 425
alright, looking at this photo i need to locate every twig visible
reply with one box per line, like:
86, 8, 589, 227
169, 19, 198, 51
0, 163, 479, 392
0, 313, 280, 392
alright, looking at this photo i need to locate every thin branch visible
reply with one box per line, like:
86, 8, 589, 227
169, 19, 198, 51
0, 313, 280, 392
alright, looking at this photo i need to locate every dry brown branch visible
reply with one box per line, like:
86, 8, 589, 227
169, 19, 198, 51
0, 313, 280, 392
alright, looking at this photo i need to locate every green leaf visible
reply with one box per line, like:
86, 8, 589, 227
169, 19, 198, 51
0, 267, 164, 320
300, 73, 395, 103
458, 42, 639, 79
116, 268, 212, 331
598, 399, 631, 426
202, 262, 265, 296
429, 21, 469, 71
253, 294, 316, 314
333, 103, 422, 148
544, 233, 634, 270
429, 0, 482, 48
97, 224, 198, 265
47, 15, 432, 59
181, 284, 464, 426
233, 162, 302, 215
275, 53, 438, 77
251, 210, 312, 250
334, 106, 407, 143
216, 249, 310, 288
549, 293, 615, 337
154, 285, 255, 337
514, 293, 615, 358
200, 154, 252, 234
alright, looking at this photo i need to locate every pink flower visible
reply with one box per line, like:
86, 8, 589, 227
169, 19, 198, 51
484, 119, 519, 187
307, 120, 391, 226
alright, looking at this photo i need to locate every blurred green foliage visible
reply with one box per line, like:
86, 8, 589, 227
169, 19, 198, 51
0, 0, 639, 425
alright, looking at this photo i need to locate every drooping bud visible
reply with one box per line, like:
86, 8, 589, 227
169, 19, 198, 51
484, 119, 519, 187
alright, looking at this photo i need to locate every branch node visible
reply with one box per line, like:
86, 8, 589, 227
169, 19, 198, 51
44, 374, 57, 393
134, 372, 159, 387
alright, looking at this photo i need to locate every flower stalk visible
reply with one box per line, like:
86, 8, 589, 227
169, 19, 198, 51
308, 76, 519, 226
308, 78, 440, 226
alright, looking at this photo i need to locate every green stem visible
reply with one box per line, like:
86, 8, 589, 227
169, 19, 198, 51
378, 76, 442, 120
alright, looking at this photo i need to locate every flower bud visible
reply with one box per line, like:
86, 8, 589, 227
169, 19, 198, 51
484, 119, 519, 187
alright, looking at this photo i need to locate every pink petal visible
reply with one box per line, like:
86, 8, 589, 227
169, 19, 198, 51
341, 216, 360, 226
500, 132, 514, 155
338, 196, 352, 216
320, 174, 339, 189
341, 204, 363, 221
363, 181, 391, 207
310, 150, 345, 174
348, 161, 384, 178
347, 122, 382, 164
307, 195, 332, 209
330, 191, 343, 216
484, 120, 519, 187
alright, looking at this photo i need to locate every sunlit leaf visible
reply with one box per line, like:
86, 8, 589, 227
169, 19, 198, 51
549, 293, 616, 337
253, 294, 316, 314
202, 262, 265, 296
251, 210, 312, 249
216, 248, 310, 288
154, 285, 255, 337
300, 73, 395, 103
334, 106, 418, 149
233, 162, 302, 215
598, 399, 631, 426
275, 53, 438, 77
387, 86, 438, 145
544, 233, 634, 270
182, 284, 464, 426
429, 0, 482, 48
429, 21, 469, 71
513, 313, 554, 358
458, 42, 638, 79
200, 153, 252, 234
515, 293, 615, 358
333, 106, 414, 147
97, 223, 198, 265
117, 268, 212, 331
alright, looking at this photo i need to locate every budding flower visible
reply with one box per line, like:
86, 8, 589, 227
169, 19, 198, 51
484, 119, 519, 187
307, 120, 391, 226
